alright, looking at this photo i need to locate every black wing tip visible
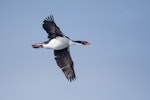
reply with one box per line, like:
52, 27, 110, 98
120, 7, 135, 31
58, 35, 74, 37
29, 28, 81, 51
44, 15, 55, 22
67, 76, 76, 82
62, 68, 76, 82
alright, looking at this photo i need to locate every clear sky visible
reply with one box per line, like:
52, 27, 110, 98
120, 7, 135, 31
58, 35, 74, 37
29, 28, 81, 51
0, 0, 150, 100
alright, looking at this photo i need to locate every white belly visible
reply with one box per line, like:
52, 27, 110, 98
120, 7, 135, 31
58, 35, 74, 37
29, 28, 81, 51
43, 37, 70, 50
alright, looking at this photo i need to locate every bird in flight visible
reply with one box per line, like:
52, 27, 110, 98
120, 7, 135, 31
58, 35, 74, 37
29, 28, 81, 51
32, 15, 90, 81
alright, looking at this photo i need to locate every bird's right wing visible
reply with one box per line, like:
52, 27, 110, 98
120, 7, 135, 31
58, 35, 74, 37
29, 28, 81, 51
54, 47, 76, 81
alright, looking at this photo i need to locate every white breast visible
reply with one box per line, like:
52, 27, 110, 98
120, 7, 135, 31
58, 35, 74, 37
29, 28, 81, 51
43, 37, 70, 50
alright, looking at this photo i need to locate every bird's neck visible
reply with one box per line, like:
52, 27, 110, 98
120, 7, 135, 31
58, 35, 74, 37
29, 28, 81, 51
69, 40, 83, 45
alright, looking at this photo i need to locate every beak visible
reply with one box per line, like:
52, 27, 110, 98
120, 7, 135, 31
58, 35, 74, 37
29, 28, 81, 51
84, 42, 90, 45
86, 42, 90, 45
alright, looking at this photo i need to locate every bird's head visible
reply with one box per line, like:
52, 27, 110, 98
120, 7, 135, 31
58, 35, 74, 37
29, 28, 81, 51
73, 41, 90, 45
82, 41, 90, 45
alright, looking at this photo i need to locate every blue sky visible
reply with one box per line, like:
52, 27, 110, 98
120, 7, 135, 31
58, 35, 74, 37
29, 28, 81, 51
0, 0, 150, 100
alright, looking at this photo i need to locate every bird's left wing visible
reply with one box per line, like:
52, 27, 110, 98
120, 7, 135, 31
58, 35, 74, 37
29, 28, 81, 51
54, 48, 76, 81
43, 15, 63, 39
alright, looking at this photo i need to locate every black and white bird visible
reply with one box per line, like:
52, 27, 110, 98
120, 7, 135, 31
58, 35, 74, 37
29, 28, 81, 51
32, 15, 90, 81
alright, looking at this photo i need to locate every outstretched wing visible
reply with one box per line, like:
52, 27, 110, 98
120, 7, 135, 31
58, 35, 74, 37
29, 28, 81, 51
43, 15, 63, 39
54, 48, 76, 81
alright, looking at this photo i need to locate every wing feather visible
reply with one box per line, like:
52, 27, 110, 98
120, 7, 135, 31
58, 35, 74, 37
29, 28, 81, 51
43, 15, 63, 39
54, 48, 76, 81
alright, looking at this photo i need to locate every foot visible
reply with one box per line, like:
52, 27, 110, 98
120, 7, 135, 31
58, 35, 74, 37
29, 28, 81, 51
32, 43, 43, 48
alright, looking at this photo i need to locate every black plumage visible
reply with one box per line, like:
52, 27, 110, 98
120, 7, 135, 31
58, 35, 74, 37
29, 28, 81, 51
43, 15, 76, 81
43, 15, 63, 39
32, 15, 90, 81
54, 48, 76, 81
